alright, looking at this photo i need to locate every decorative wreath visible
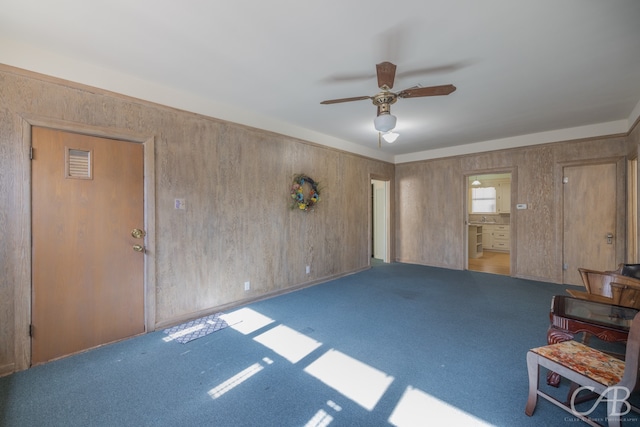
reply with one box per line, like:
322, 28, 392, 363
290, 174, 320, 211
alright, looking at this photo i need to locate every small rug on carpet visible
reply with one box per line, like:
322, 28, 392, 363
163, 313, 229, 344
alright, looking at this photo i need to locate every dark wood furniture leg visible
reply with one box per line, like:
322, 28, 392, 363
546, 326, 574, 386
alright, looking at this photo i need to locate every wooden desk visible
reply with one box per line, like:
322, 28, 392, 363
546, 295, 638, 386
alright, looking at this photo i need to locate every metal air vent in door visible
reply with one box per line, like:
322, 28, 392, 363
65, 147, 92, 179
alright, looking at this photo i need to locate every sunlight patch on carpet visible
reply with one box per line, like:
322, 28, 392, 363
208, 357, 274, 399
388, 386, 493, 426
304, 400, 342, 427
163, 313, 229, 343
304, 349, 394, 411
220, 307, 275, 335
253, 324, 322, 363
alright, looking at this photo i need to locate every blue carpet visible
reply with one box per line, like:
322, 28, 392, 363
1, 263, 638, 426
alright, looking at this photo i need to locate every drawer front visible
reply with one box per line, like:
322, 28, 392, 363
494, 231, 509, 239
484, 224, 509, 231
493, 241, 510, 250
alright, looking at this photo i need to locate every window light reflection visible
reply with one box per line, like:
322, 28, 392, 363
304, 349, 394, 411
303, 400, 342, 427
388, 386, 493, 426
162, 323, 206, 342
220, 308, 275, 335
254, 324, 322, 363
304, 409, 333, 427
207, 357, 273, 399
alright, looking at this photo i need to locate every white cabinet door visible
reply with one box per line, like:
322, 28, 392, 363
482, 227, 493, 249
497, 182, 511, 213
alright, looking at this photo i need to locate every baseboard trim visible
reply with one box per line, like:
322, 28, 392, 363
0, 362, 16, 378
154, 265, 370, 330
394, 258, 462, 270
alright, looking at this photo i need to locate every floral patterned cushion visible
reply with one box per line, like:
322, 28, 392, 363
531, 340, 625, 386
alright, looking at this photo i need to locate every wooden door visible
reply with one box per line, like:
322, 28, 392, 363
563, 163, 617, 285
31, 127, 145, 365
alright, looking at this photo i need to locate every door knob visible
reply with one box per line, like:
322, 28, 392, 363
133, 244, 145, 253
131, 228, 146, 239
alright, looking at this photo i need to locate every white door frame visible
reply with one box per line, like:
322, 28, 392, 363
464, 170, 516, 275
370, 175, 391, 263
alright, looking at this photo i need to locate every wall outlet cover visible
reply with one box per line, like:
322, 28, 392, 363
175, 199, 186, 210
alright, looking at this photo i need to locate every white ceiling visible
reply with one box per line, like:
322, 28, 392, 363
1, 0, 640, 163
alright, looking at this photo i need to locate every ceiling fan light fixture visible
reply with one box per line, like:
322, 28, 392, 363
374, 113, 396, 132
472, 177, 481, 186
320, 62, 456, 141
382, 131, 399, 143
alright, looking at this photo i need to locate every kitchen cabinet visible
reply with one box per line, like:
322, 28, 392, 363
482, 228, 493, 249
468, 225, 483, 258
483, 224, 510, 252
497, 181, 511, 213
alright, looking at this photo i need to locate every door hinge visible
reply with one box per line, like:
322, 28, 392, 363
29, 146, 34, 160
29, 324, 33, 337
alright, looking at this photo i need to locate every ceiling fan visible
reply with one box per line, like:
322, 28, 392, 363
320, 62, 456, 135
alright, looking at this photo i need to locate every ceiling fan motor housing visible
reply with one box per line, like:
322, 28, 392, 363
373, 92, 397, 116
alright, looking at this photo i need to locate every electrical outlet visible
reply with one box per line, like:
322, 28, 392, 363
244, 281, 250, 291
174, 198, 186, 210
306, 265, 310, 274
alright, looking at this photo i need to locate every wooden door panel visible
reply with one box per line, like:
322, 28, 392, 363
563, 163, 617, 285
32, 127, 145, 364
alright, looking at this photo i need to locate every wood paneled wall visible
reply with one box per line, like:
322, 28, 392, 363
0, 65, 394, 374
1, 63, 636, 375
396, 136, 629, 283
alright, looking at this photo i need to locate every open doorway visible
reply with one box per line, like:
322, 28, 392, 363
371, 179, 390, 264
466, 173, 511, 275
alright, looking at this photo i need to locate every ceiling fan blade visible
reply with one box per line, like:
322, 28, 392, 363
397, 84, 456, 98
396, 61, 470, 79
376, 62, 397, 90
320, 96, 372, 105
321, 73, 376, 84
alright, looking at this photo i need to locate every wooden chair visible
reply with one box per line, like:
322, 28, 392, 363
525, 311, 640, 427
611, 278, 640, 310
566, 268, 640, 310
615, 264, 640, 280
